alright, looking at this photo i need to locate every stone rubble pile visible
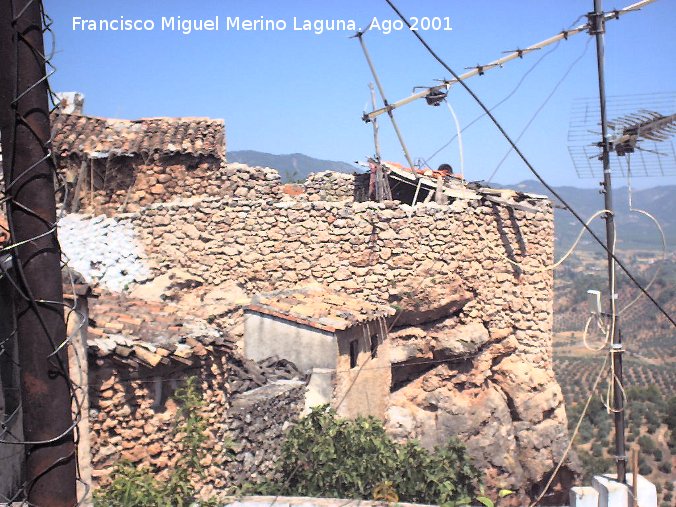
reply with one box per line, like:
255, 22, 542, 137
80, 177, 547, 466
228, 356, 305, 395
225, 380, 306, 486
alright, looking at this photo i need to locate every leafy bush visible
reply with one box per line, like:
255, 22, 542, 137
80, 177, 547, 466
657, 460, 672, 474
637, 435, 657, 453
252, 405, 481, 505
638, 463, 652, 476
93, 377, 217, 507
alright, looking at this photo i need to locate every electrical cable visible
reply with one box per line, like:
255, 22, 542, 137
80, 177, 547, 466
426, 41, 562, 165
487, 208, 612, 273
425, 14, 587, 165
618, 154, 667, 316
487, 37, 592, 183
528, 353, 609, 507
383, 0, 675, 329
444, 99, 464, 179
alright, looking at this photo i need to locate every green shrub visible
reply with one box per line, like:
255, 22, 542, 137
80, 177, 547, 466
252, 405, 481, 504
638, 462, 652, 476
637, 435, 657, 453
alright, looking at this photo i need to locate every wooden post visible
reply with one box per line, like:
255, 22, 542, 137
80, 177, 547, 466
0, 1, 77, 504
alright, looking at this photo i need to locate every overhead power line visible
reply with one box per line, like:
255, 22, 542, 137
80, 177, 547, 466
383, 0, 675, 328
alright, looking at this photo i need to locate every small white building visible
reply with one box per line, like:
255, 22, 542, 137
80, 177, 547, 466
244, 284, 395, 419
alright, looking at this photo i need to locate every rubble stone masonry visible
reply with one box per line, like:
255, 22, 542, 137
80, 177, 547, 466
59, 167, 571, 497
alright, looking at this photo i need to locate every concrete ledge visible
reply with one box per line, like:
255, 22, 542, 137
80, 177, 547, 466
221, 497, 436, 507
570, 486, 599, 507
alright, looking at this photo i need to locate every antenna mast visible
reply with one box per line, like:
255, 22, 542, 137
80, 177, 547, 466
590, 0, 626, 484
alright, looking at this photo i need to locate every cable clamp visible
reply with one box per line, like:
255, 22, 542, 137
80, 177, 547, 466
587, 11, 606, 35
610, 343, 624, 352
614, 455, 628, 462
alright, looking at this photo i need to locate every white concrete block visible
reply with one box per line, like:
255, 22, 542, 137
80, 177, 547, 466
593, 475, 629, 507
624, 473, 658, 507
570, 486, 599, 507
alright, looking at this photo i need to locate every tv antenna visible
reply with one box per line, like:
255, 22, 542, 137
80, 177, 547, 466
568, 92, 676, 178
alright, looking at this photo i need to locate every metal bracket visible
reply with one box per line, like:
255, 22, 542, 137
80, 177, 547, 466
587, 11, 606, 35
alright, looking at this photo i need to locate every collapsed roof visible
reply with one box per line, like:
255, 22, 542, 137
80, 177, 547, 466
246, 284, 396, 333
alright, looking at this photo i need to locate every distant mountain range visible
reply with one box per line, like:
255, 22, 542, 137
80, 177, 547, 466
227, 150, 358, 181
226, 150, 673, 252
509, 180, 675, 252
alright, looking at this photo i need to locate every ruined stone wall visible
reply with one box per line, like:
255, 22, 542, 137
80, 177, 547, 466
88, 351, 231, 497
64, 172, 570, 497
87, 352, 307, 496
57, 157, 280, 216
225, 380, 305, 487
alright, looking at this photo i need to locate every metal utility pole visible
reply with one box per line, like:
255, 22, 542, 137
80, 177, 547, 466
0, 1, 77, 504
590, 0, 626, 483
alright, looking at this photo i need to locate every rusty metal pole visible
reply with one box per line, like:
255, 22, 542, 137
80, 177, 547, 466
0, 1, 77, 505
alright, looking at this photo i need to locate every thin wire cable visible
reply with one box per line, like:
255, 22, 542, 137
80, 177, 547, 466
444, 100, 464, 179
383, 0, 675, 329
487, 37, 592, 183
485, 208, 612, 273
618, 154, 667, 315
529, 353, 609, 507
425, 14, 587, 165
0, 0, 88, 503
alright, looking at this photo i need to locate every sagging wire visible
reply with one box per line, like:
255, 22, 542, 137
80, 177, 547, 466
425, 14, 588, 166
618, 153, 667, 316
487, 37, 592, 183
487, 209, 613, 274
529, 353, 610, 507
444, 100, 465, 181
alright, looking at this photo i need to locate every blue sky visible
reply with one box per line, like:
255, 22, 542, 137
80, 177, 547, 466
45, 0, 676, 188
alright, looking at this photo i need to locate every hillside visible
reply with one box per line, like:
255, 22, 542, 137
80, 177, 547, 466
226, 150, 358, 182
552, 252, 675, 506
507, 180, 676, 252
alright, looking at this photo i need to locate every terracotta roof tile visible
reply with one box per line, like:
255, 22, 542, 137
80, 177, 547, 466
246, 284, 395, 333
50, 112, 225, 158
84, 291, 231, 368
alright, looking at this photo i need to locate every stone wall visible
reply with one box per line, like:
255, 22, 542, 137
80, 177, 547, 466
57, 157, 281, 216
68, 189, 569, 496
88, 352, 306, 497
303, 171, 357, 202
88, 351, 232, 497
